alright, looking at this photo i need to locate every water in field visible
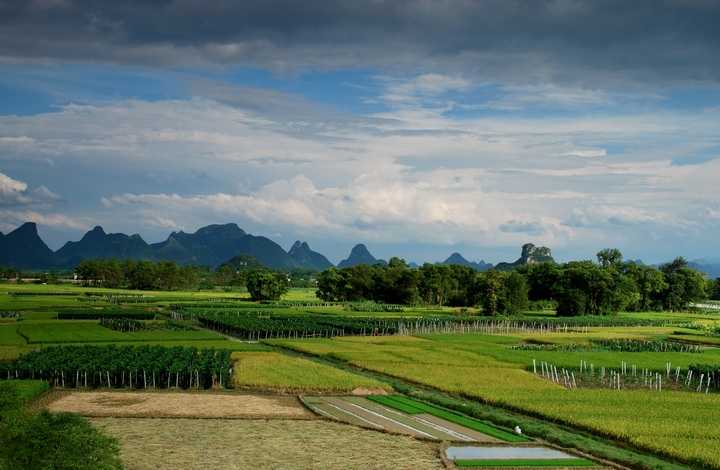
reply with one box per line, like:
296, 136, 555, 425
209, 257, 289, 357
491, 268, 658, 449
445, 446, 577, 460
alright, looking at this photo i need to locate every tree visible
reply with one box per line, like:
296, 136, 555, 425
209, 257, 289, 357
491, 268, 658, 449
553, 261, 634, 316
316, 267, 347, 302
0, 408, 122, 469
471, 269, 507, 315
624, 262, 667, 311
101, 258, 123, 288
418, 263, 457, 307
596, 248, 624, 267
519, 262, 561, 302
657, 257, 708, 311
128, 260, 156, 290
504, 271, 530, 315
246, 270, 288, 301
76, 259, 104, 287
709, 278, 720, 301
155, 260, 181, 290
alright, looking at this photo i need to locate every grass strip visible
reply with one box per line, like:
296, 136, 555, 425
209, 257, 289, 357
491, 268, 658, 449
366, 395, 425, 414
454, 458, 596, 467
381, 395, 530, 443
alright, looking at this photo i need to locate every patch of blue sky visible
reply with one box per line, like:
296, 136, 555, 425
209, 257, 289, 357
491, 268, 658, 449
202, 66, 387, 114
694, 145, 720, 155
670, 156, 715, 166
0, 83, 56, 116
602, 143, 632, 155
0, 63, 188, 115
660, 86, 720, 110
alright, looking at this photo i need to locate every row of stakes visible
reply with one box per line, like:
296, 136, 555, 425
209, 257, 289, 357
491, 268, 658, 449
534, 359, 713, 392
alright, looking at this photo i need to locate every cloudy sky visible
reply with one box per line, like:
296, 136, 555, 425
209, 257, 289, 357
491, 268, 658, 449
1, 0, 719, 266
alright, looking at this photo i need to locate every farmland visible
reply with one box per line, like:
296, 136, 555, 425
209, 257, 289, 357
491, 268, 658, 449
269, 329, 720, 468
2, 285, 720, 469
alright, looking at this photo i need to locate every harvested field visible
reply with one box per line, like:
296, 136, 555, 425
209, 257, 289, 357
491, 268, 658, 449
41, 390, 313, 419
90, 417, 445, 470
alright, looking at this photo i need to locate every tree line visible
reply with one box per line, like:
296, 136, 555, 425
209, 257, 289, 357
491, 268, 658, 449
21, 248, 719, 315
316, 249, 714, 316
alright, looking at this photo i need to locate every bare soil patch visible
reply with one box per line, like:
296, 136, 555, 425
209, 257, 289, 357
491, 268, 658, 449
351, 386, 389, 395
42, 390, 313, 419
90, 418, 445, 470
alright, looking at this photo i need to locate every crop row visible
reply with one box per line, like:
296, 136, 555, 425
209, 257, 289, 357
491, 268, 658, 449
0, 344, 232, 389
170, 303, 290, 310
196, 312, 401, 340
99, 318, 148, 332
193, 312, 677, 340
56, 308, 158, 320
512, 339, 701, 353
8, 292, 79, 296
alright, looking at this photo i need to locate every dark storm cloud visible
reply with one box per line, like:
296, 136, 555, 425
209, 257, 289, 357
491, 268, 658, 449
2, 0, 719, 87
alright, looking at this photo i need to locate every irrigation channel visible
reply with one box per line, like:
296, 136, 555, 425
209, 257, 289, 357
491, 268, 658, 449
301, 395, 604, 468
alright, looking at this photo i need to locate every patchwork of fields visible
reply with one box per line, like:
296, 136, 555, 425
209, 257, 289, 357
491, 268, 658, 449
2, 285, 720, 469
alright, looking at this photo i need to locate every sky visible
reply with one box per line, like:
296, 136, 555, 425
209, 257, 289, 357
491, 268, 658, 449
1, 0, 720, 266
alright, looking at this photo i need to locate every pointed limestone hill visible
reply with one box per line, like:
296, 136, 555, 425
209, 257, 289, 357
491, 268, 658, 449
288, 241, 334, 270
232, 234, 302, 270
56, 226, 130, 261
0, 222, 64, 268
150, 223, 302, 269
99, 234, 158, 262
494, 243, 555, 271
337, 244, 387, 268
153, 223, 248, 265
441, 252, 492, 271
218, 253, 267, 271
152, 236, 221, 268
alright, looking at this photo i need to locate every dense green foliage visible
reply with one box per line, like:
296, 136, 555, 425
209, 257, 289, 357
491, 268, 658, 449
73, 257, 319, 291
0, 380, 121, 470
0, 345, 232, 389
317, 258, 477, 306
0, 263, 22, 283
0, 408, 123, 469
315, 251, 710, 316
245, 269, 289, 301
198, 312, 400, 340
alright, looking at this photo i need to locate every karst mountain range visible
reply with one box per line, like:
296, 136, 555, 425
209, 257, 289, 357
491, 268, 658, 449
0, 222, 558, 272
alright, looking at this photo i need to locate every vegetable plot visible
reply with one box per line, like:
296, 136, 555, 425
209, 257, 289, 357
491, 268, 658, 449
196, 312, 402, 340
0, 345, 233, 390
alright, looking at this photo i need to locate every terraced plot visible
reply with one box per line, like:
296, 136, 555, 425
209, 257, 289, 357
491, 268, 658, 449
303, 396, 505, 442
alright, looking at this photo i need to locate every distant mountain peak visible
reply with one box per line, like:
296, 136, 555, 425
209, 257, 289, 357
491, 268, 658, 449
0, 221, 63, 268
441, 252, 491, 271
16, 221, 39, 236
288, 240, 334, 270
337, 244, 386, 268
520, 243, 554, 264
493, 243, 555, 271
